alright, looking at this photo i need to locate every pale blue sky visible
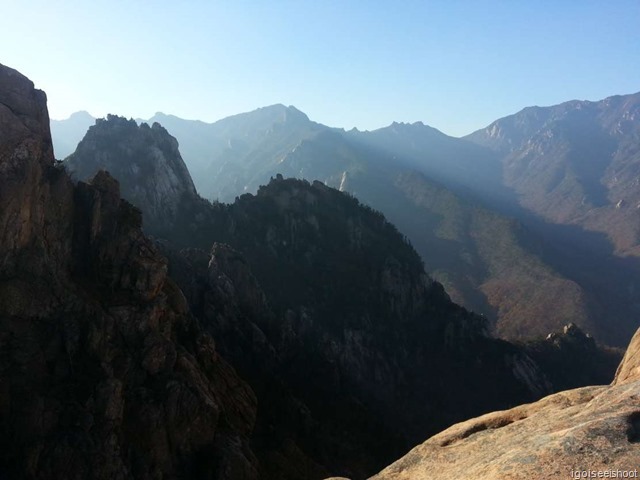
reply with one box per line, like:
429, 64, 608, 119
2, 1, 639, 136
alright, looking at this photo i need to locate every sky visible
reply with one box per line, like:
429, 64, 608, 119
2, 1, 639, 137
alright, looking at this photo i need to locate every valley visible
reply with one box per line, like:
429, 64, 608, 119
57, 93, 640, 346
1, 60, 637, 479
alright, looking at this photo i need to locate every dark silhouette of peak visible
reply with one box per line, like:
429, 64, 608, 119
154, 174, 567, 478
524, 323, 622, 391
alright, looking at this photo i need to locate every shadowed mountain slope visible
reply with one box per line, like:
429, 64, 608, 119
467, 92, 640, 257
0, 63, 260, 480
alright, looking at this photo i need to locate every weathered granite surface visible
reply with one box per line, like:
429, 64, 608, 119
360, 327, 640, 480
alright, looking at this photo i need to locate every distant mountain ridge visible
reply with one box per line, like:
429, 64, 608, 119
50, 110, 95, 159
54, 92, 640, 346
62, 115, 621, 478
466, 92, 640, 256
148, 105, 326, 199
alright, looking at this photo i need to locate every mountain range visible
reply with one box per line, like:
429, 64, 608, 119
467, 93, 640, 256
2, 62, 637, 479
64, 113, 624, 478
55, 94, 640, 347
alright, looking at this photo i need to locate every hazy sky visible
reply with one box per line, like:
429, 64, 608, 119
3, 1, 639, 136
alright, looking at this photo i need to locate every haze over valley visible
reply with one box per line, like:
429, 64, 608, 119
56, 93, 640, 347
2, 2, 640, 479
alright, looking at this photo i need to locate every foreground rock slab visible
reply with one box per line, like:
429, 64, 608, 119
359, 327, 640, 480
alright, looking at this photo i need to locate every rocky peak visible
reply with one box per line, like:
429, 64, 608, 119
67, 110, 94, 121
0, 63, 62, 277
613, 326, 640, 385
385, 120, 446, 138
0, 63, 53, 165
525, 323, 620, 392
283, 104, 310, 123
65, 114, 197, 230
258, 104, 310, 124
544, 322, 593, 345
0, 63, 259, 480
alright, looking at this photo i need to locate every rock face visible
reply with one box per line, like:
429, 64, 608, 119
614, 328, 640, 386
364, 327, 640, 480
0, 63, 259, 479
65, 115, 198, 233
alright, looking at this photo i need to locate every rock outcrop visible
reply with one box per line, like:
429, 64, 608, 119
0, 63, 259, 479
65, 115, 198, 232
614, 328, 640, 386
524, 323, 622, 391
361, 327, 640, 480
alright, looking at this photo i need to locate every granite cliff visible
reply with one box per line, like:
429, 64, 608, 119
0, 63, 259, 479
